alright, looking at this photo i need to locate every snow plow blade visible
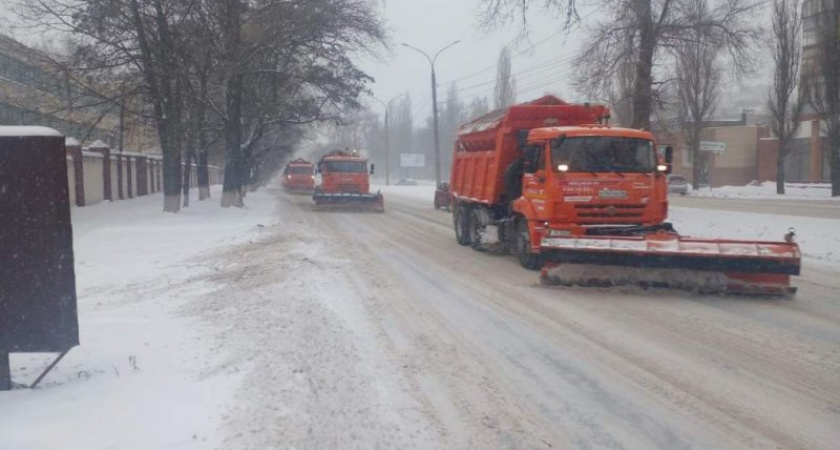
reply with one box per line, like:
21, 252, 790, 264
313, 192, 384, 212
540, 234, 800, 296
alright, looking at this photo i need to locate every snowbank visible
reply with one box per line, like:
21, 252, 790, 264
690, 182, 837, 201
671, 207, 840, 269
1, 186, 279, 450
375, 184, 437, 203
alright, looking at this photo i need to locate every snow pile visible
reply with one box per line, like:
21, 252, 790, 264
375, 184, 437, 202
690, 182, 837, 201
671, 207, 840, 268
1, 187, 279, 450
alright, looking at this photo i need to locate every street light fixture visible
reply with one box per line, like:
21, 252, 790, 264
401, 40, 461, 186
371, 93, 404, 186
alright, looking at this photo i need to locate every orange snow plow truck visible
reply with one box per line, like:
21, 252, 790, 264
313, 150, 384, 212
450, 96, 801, 295
281, 158, 315, 193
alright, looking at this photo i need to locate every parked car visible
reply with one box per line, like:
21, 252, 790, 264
395, 178, 418, 186
667, 174, 689, 195
434, 182, 451, 210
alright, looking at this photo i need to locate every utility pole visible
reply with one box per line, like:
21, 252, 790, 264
372, 94, 404, 185
402, 40, 461, 185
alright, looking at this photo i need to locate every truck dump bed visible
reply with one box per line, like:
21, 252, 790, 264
451, 96, 608, 206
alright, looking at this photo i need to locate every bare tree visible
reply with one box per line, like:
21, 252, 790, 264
495, 46, 517, 109
807, 0, 840, 196
606, 59, 637, 126
469, 96, 490, 118
441, 82, 466, 177
768, 0, 807, 195
18, 0, 197, 212
484, 0, 760, 130
390, 93, 414, 162
674, 1, 722, 190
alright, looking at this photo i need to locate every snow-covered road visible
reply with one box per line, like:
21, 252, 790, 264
4, 186, 839, 450
292, 189, 840, 450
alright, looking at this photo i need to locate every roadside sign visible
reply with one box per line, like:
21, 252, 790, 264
400, 153, 425, 167
700, 141, 726, 154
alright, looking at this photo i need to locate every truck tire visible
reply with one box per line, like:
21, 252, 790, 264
454, 205, 470, 246
469, 208, 487, 252
517, 219, 542, 270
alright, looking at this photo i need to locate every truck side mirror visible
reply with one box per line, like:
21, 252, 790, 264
369, 163, 375, 175
665, 146, 674, 164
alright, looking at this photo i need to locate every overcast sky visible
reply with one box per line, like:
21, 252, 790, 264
360, 0, 593, 119
0, 0, 770, 122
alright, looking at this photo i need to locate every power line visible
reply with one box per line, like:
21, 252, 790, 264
439, 28, 567, 86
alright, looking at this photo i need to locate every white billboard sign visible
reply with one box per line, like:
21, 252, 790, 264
699, 141, 726, 154
400, 153, 425, 167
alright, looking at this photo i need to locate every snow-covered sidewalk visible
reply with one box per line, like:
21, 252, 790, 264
688, 182, 838, 201
2, 188, 277, 449
1, 186, 440, 450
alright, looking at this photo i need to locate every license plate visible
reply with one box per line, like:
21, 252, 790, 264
598, 189, 628, 199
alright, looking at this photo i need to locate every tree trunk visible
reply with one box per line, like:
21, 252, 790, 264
692, 151, 702, 190
220, 0, 244, 208
198, 150, 210, 200
197, 71, 211, 201
182, 148, 194, 207
832, 132, 840, 197
776, 146, 786, 194
159, 120, 182, 213
631, 0, 655, 130
221, 72, 244, 208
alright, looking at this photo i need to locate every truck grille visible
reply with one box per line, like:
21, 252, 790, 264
575, 204, 646, 218
336, 183, 361, 193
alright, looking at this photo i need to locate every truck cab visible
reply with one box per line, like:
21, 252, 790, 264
281, 158, 315, 193
313, 150, 384, 212
317, 153, 372, 195
515, 126, 670, 232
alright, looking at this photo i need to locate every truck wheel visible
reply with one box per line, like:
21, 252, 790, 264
455, 206, 470, 246
434, 198, 440, 209
469, 209, 486, 252
517, 219, 542, 270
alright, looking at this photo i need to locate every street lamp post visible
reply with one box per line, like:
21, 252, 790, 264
401, 40, 461, 186
372, 94, 404, 186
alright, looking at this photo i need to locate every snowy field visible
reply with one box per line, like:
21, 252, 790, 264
689, 182, 838, 201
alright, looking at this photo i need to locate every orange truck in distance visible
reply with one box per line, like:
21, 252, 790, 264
281, 158, 315, 193
313, 150, 384, 212
449, 96, 801, 295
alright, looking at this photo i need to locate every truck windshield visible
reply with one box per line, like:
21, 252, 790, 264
286, 166, 312, 175
322, 160, 367, 173
551, 137, 656, 173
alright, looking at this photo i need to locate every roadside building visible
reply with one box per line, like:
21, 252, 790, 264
653, 111, 772, 187
0, 33, 156, 153
749, 0, 836, 184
